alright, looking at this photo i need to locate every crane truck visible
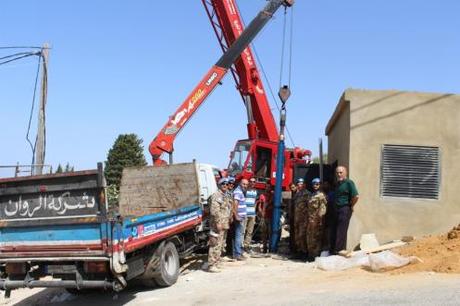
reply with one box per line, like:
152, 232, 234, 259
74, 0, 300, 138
0, 0, 294, 297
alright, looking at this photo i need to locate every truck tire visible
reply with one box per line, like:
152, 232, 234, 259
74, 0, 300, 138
153, 242, 180, 287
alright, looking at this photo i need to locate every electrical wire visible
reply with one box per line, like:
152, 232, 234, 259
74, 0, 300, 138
0, 46, 43, 50
0, 52, 36, 61
0, 52, 40, 66
26, 53, 43, 161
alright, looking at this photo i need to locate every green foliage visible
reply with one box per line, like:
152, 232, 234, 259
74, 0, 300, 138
55, 163, 74, 174
312, 154, 328, 164
64, 163, 74, 172
105, 133, 147, 190
106, 184, 120, 212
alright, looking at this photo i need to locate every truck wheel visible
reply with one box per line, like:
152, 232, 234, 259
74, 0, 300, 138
154, 242, 180, 287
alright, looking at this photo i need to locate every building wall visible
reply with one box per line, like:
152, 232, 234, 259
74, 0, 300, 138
326, 95, 350, 170
328, 89, 460, 248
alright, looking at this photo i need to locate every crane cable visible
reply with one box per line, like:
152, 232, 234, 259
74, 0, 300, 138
279, 5, 294, 92
252, 4, 296, 146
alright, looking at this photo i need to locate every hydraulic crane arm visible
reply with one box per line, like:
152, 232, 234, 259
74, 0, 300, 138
149, 0, 293, 165
202, 0, 279, 143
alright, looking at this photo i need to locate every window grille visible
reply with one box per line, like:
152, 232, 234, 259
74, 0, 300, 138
380, 145, 440, 199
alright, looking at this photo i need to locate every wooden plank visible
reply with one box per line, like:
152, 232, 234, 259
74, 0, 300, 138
346, 241, 407, 257
119, 163, 200, 217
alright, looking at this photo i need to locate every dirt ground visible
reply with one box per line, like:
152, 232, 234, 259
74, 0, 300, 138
1, 254, 460, 306
393, 223, 460, 274
2, 227, 460, 305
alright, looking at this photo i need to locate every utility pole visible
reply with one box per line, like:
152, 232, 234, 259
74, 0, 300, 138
33, 43, 49, 175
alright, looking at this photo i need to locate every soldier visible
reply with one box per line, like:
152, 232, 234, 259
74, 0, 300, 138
207, 178, 231, 272
223, 176, 236, 257
293, 178, 310, 256
306, 178, 327, 261
288, 182, 298, 253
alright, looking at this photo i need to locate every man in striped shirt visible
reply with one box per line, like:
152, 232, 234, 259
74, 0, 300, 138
232, 178, 249, 260
243, 177, 258, 252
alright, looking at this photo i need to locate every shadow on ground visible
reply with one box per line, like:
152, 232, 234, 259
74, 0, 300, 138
9, 255, 209, 306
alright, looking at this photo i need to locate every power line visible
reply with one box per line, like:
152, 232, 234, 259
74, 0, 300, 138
0, 52, 40, 66
0, 46, 44, 50
0, 51, 36, 61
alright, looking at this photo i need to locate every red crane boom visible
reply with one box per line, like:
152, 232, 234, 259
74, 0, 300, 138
202, 0, 279, 143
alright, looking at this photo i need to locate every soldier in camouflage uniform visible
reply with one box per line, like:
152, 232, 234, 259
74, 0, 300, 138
293, 178, 310, 255
306, 178, 327, 261
222, 177, 235, 257
207, 178, 231, 272
222, 177, 235, 256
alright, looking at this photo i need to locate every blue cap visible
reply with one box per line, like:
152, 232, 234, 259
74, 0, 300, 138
312, 178, 321, 184
228, 177, 235, 183
218, 177, 228, 185
296, 178, 304, 184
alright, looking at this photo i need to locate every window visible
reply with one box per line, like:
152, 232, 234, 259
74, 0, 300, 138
255, 147, 272, 179
380, 145, 440, 200
228, 141, 251, 177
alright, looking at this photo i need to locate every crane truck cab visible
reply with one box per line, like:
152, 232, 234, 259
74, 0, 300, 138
227, 139, 312, 190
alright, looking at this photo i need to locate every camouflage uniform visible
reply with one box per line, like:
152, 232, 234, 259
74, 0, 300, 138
306, 191, 327, 259
221, 190, 234, 255
293, 189, 310, 253
208, 189, 231, 267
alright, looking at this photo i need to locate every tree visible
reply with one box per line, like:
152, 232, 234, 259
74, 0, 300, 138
312, 154, 328, 164
64, 162, 74, 172
55, 163, 74, 174
105, 133, 147, 190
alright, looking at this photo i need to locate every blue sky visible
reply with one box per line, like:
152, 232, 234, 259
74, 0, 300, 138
1, 0, 459, 176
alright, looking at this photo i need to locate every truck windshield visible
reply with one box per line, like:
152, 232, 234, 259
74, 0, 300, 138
228, 142, 251, 177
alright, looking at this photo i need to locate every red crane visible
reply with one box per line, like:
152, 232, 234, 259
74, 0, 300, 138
149, 0, 293, 165
202, 0, 311, 189
149, 0, 310, 189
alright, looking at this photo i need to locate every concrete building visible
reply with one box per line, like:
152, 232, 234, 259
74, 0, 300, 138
326, 88, 460, 248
